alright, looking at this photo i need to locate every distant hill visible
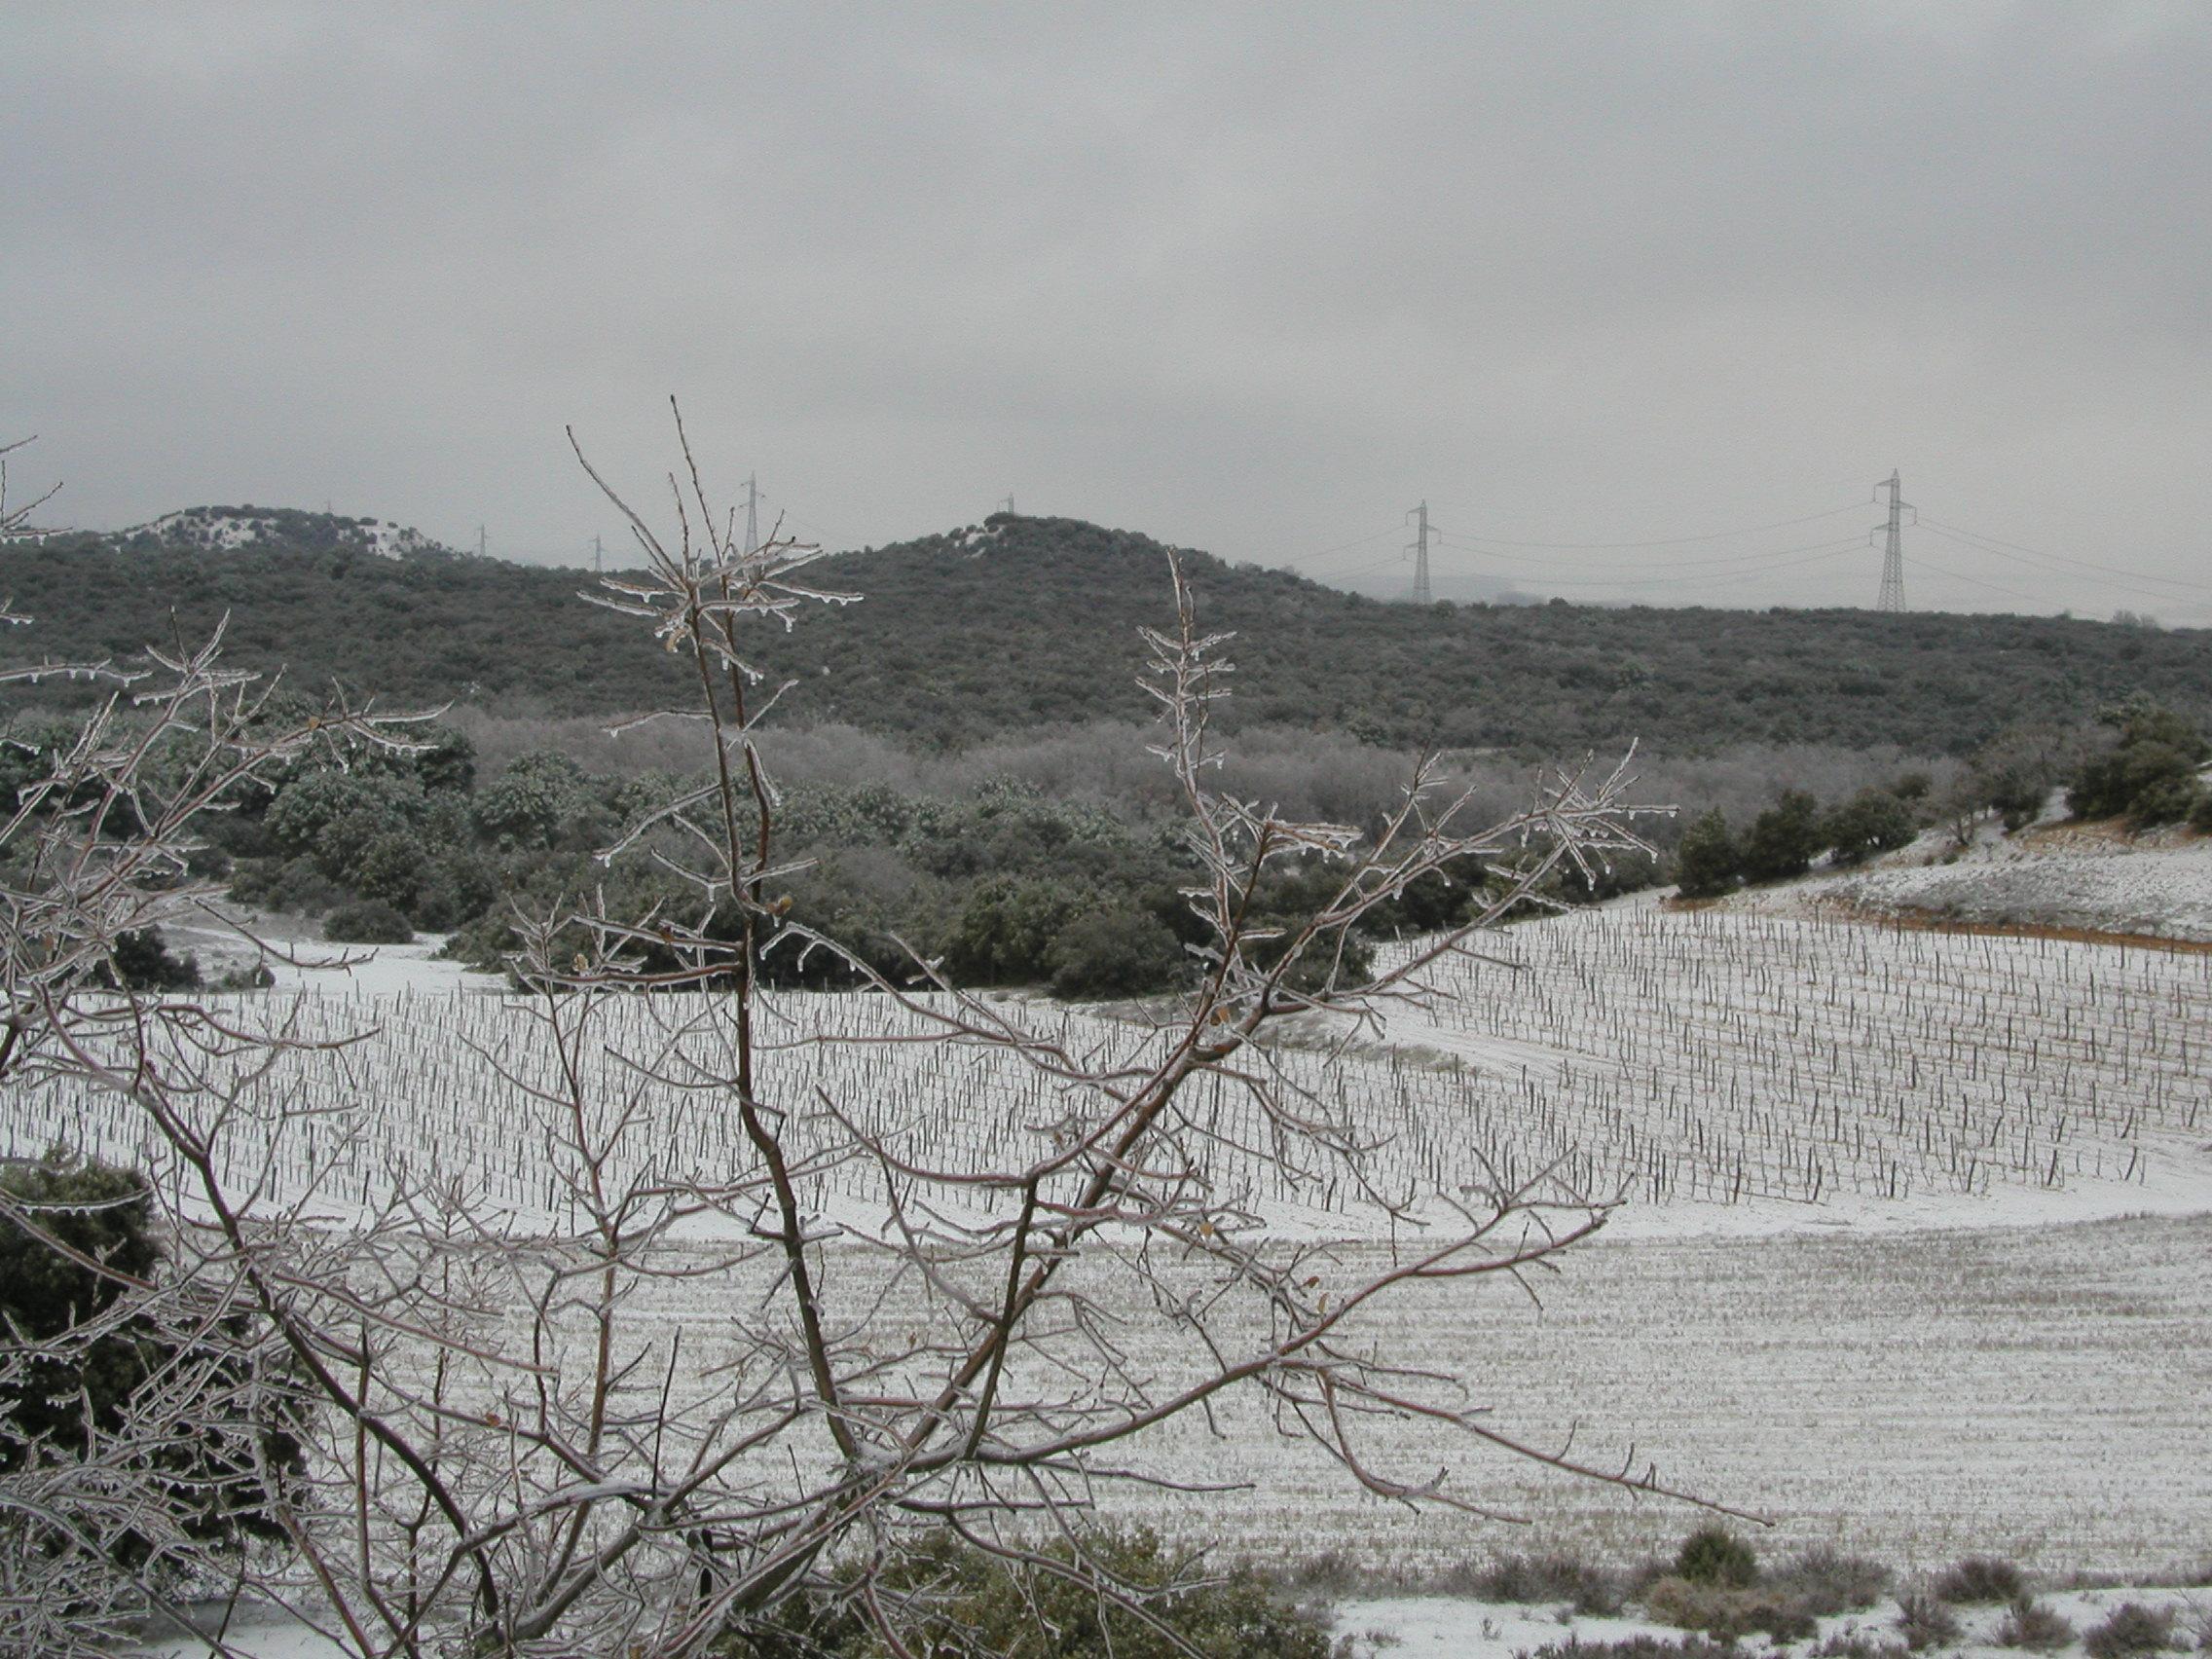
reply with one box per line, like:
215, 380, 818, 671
1, 511, 2206, 756
115, 504, 459, 561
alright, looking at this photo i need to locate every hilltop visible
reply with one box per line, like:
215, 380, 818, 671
1, 511, 2206, 756
115, 504, 459, 561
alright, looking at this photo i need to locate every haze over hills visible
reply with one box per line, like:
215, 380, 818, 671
2, 509, 2205, 757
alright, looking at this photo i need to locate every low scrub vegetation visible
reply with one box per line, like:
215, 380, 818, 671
723, 1529, 1337, 1659
2084, 1603, 2182, 1659
1896, 1593, 1964, 1651
1996, 1598, 2077, 1651
1636, 1531, 1886, 1644
1932, 1556, 2029, 1605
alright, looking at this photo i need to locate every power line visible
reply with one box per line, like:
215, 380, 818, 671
1916, 515, 2211, 594
1426, 498, 1873, 551
1276, 524, 1404, 568
1424, 539, 1875, 583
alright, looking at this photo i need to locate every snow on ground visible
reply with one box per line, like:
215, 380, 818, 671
1717, 816, 2212, 943
1336, 1585, 2212, 1659
125, 508, 451, 560
66, 890, 2212, 1645
133, 1608, 348, 1659
164, 909, 494, 997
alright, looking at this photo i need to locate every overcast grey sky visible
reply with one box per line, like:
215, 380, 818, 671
5, 3, 2208, 619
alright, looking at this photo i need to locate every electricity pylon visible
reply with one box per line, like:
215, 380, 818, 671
1876, 470, 1909, 612
1407, 500, 1432, 605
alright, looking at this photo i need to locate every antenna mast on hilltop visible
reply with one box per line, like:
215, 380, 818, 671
743, 473, 759, 558
477, 525, 487, 560
1407, 500, 1432, 605
1876, 470, 1910, 611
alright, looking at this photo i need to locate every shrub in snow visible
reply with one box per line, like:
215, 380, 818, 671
2084, 1603, 2180, 1659
323, 897, 413, 943
1897, 1593, 1964, 1651
1932, 1556, 2027, 1605
1674, 1526, 1757, 1589
1996, 1597, 2076, 1652
1768, 1548, 1893, 1616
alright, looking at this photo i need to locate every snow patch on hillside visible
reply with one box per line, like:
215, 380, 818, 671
126, 507, 454, 560
1724, 820, 2212, 942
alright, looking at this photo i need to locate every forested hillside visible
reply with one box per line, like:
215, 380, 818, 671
3, 512, 2204, 756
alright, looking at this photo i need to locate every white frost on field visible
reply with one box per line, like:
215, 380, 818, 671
1334, 1585, 2212, 1659
1725, 818, 2212, 943
164, 911, 495, 997
133, 1608, 348, 1659
127, 1582, 2212, 1658
20, 906, 2210, 1241
1356, 908, 2212, 1239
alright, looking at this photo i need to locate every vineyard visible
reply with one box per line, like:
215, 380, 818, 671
9, 910, 2206, 1238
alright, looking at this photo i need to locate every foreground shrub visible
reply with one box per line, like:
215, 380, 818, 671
735, 1528, 1336, 1658
0, 1156, 302, 1561
1933, 1556, 2027, 1605
2084, 1603, 2180, 1659
1675, 1526, 1758, 1589
1897, 1593, 1964, 1651
2067, 700, 2209, 826
323, 898, 414, 943
1996, 1598, 2076, 1652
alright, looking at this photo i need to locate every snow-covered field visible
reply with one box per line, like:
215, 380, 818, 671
21, 909, 2208, 1238
19, 893, 2210, 1652
1723, 819, 2212, 944
1337, 1584, 2212, 1659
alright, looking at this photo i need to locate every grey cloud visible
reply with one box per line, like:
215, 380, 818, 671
2, 3, 2207, 619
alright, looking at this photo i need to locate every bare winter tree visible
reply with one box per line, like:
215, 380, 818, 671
0, 411, 1721, 1656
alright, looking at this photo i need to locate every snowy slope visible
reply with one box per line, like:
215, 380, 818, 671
1720, 818, 2212, 943
122, 506, 455, 560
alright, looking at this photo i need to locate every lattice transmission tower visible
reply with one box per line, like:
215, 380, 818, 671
1407, 500, 1432, 605
1875, 469, 1910, 611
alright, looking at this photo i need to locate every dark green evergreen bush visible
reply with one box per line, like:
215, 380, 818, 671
1672, 809, 1741, 899
324, 898, 414, 943
0, 1156, 301, 1559
1825, 788, 1919, 866
723, 1528, 1333, 1658
1740, 791, 1825, 882
98, 928, 202, 991
1049, 906, 1186, 999
2067, 702, 2209, 826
